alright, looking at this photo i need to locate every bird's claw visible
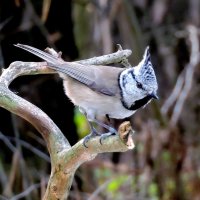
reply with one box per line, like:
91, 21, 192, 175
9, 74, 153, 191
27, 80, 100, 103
83, 129, 101, 148
83, 126, 117, 147
100, 131, 117, 145
83, 134, 93, 148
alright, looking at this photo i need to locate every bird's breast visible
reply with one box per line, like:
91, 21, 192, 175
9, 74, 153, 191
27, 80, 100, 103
62, 77, 134, 119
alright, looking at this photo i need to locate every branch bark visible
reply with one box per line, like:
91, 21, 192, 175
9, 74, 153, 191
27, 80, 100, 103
0, 46, 135, 199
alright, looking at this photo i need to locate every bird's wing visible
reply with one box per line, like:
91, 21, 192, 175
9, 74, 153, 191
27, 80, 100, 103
15, 44, 123, 96
53, 63, 122, 96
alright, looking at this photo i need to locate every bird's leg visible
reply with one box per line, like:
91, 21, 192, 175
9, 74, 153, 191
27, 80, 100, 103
79, 107, 117, 146
106, 114, 111, 123
92, 118, 117, 134
83, 120, 101, 148
92, 118, 118, 145
79, 107, 101, 148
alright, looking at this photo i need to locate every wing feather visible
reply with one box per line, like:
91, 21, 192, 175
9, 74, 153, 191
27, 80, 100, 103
15, 44, 123, 96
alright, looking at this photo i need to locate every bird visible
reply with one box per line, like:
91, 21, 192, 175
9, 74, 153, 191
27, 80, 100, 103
15, 44, 158, 147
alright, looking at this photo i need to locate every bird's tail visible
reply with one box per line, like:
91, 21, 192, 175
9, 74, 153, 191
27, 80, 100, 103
14, 43, 63, 65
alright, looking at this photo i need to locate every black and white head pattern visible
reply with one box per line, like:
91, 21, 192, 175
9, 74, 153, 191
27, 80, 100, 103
136, 46, 158, 92
119, 46, 158, 110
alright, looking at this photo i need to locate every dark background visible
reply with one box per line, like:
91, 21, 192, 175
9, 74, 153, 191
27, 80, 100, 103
0, 0, 200, 199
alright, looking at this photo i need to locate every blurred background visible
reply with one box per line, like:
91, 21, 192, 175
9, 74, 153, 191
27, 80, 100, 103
0, 0, 200, 199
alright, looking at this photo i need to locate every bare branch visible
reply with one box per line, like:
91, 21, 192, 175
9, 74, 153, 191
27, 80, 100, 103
0, 83, 70, 156
45, 44, 132, 66
170, 25, 200, 126
44, 122, 134, 200
0, 131, 16, 152
0, 61, 71, 158
8, 136, 50, 162
88, 179, 112, 200
10, 183, 42, 200
0, 61, 54, 87
0, 46, 134, 199
161, 71, 184, 115
76, 46, 132, 66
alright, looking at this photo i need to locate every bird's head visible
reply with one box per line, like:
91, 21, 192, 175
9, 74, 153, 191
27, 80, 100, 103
119, 46, 158, 109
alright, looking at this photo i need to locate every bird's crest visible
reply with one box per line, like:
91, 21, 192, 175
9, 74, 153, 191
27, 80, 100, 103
138, 46, 158, 90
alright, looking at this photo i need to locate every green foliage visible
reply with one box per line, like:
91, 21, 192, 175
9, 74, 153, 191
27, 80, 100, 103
162, 151, 171, 162
107, 175, 128, 193
93, 168, 131, 199
148, 182, 159, 200
73, 108, 89, 138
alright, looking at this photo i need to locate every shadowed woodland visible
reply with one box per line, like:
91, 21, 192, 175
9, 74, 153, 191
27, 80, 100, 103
0, 0, 200, 199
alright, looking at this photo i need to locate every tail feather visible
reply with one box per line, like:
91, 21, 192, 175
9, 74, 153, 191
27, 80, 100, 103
14, 44, 62, 66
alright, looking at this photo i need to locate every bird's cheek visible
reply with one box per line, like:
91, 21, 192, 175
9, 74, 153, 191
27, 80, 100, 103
127, 86, 137, 95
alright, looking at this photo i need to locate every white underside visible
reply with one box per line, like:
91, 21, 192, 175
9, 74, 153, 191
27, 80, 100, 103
62, 77, 135, 120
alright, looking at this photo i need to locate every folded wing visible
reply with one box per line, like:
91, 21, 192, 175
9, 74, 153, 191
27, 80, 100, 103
15, 44, 123, 96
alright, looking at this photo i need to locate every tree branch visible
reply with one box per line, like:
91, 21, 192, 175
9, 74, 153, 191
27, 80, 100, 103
0, 61, 68, 158
165, 25, 200, 126
0, 46, 135, 199
76, 45, 132, 66
44, 122, 134, 200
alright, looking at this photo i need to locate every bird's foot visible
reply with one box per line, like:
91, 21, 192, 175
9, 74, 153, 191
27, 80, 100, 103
83, 128, 101, 148
100, 128, 118, 145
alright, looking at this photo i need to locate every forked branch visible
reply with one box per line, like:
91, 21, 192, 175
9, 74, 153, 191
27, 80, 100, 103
0, 46, 134, 199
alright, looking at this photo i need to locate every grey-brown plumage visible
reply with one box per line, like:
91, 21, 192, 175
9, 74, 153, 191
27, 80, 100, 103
15, 44, 158, 146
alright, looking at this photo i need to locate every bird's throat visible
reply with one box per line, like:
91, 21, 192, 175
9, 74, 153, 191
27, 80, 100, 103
129, 95, 152, 110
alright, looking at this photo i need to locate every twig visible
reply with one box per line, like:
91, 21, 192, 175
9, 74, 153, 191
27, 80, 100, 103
10, 114, 33, 200
45, 44, 132, 66
11, 114, 21, 149
0, 161, 9, 193
8, 137, 50, 162
161, 71, 185, 115
88, 175, 132, 200
170, 25, 200, 126
76, 46, 132, 65
27, 131, 46, 147
3, 150, 20, 197
0, 131, 16, 152
88, 179, 112, 200
10, 183, 42, 200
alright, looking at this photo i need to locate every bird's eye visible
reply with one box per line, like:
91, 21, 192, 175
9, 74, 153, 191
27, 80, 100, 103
136, 82, 143, 89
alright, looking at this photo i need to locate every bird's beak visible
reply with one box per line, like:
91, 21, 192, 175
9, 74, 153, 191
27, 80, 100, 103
151, 91, 159, 99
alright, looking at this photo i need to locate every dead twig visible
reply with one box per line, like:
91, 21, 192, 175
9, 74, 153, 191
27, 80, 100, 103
170, 25, 200, 126
10, 183, 42, 200
161, 70, 185, 115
